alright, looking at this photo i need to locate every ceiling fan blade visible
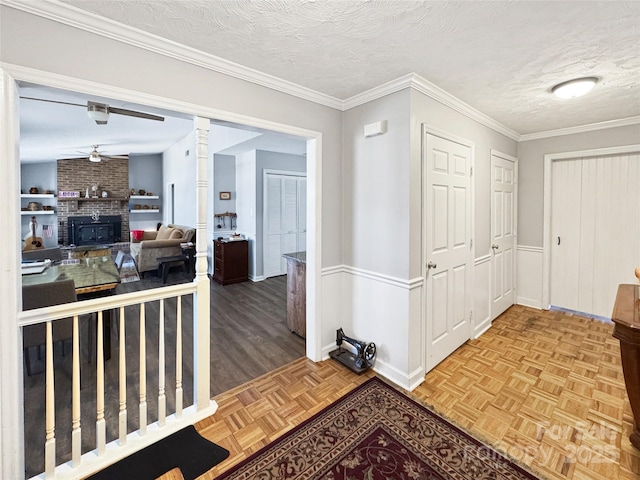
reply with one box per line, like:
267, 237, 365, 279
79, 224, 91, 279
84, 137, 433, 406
60, 156, 90, 161
108, 107, 164, 122
20, 96, 86, 108
103, 155, 129, 160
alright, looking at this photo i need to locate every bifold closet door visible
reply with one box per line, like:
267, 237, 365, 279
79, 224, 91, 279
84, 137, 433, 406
264, 173, 306, 279
550, 152, 640, 318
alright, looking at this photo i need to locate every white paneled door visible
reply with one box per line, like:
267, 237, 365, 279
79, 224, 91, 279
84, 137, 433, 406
263, 171, 307, 279
550, 151, 640, 318
424, 131, 472, 372
491, 152, 517, 319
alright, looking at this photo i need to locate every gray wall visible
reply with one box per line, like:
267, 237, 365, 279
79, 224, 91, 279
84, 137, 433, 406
517, 124, 640, 247
342, 90, 411, 279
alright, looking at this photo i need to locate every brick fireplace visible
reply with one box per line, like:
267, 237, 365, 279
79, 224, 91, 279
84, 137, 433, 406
57, 158, 130, 245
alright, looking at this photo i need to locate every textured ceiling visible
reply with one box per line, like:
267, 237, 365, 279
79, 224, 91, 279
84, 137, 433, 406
58, 0, 640, 135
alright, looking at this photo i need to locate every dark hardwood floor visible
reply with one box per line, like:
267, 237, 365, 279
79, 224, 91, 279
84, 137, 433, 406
22, 269, 305, 478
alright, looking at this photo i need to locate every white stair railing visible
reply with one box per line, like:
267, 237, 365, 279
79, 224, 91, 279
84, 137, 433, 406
19, 283, 216, 480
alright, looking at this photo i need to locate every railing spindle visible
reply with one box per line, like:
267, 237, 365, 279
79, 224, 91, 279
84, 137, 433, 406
96, 311, 106, 455
71, 315, 81, 466
19, 282, 203, 479
44, 321, 56, 478
118, 305, 127, 445
176, 296, 183, 417
139, 303, 147, 436
158, 299, 166, 426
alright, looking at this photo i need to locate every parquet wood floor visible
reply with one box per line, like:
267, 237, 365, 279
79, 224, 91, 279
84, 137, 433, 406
193, 305, 640, 480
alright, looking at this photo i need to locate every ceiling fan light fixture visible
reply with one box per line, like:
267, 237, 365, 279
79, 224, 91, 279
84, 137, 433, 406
89, 150, 101, 162
87, 102, 110, 124
551, 77, 599, 99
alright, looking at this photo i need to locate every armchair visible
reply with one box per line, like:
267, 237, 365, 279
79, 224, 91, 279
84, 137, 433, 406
129, 224, 195, 276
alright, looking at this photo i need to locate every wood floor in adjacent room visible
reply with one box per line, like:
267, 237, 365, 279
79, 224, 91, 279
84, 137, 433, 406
195, 305, 639, 480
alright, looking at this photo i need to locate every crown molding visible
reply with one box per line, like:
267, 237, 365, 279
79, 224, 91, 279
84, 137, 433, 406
343, 73, 520, 141
3, 0, 635, 142
1, 0, 344, 110
519, 115, 640, 142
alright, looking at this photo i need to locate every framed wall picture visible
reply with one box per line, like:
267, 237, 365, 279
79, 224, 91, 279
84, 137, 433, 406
219, 191, 231, 200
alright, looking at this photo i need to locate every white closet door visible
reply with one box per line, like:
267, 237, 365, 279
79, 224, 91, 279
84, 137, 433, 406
550, 159, 582, 311
550, 152, 640, 318
264, 175, 284, 278
263, 173, 307, 279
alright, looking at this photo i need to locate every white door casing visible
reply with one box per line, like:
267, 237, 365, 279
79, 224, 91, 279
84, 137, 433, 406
490, 151, 517, 319
423, 129, 473, 372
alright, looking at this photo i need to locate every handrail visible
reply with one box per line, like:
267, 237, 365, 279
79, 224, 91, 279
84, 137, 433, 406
17, 282, 197, 326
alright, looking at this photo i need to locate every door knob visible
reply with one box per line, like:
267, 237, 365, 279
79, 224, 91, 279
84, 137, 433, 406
427, 261, 437, 270
492, 244, 499, 251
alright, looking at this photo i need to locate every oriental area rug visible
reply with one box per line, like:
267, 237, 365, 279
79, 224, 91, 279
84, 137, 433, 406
216, 377, 541, 480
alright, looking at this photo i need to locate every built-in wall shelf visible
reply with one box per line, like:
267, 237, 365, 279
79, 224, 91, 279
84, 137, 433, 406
130, 209, 160, 214
21, 210, 54, 215
21, 193, 55, 199
58, 197, 129, 202
130, 195, 159, 200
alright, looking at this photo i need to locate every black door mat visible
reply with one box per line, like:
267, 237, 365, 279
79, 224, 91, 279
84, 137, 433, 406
86, 425, 229, 480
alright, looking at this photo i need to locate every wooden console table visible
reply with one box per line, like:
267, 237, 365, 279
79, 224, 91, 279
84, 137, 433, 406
611, 284, 640, 449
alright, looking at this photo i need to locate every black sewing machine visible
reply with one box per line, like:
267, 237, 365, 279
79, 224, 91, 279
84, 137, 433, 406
329, 328, 376, 374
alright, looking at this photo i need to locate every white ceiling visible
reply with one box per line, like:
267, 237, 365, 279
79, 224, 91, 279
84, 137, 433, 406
55, 0, 640, 135
15, 0, 640, 163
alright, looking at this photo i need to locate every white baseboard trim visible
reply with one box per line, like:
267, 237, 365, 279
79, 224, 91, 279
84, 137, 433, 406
249, 274, 265, 282
321, 342, 424, 392
517, 297, 543, 309
473, 318, 492, 338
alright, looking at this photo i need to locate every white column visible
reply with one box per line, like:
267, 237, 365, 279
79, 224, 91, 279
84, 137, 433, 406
193, 116, 211, 410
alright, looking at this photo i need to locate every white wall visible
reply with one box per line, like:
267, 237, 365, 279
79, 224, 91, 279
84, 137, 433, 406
129, 153, 163, 231
235, 150, 257, 276
162, 132, 196, 227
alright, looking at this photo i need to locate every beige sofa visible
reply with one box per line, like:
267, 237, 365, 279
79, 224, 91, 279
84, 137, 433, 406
129, 224, 195, 276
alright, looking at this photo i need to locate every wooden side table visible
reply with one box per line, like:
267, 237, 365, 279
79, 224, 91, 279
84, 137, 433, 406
611, 284, 640, 449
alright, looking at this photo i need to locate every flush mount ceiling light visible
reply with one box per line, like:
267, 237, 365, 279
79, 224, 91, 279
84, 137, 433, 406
551, 77, 599, 99
86, 103, 110, 124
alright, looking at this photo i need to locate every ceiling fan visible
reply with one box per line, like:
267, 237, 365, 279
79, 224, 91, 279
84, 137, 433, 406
62, 145, 129, 163
20, 96, 165, 125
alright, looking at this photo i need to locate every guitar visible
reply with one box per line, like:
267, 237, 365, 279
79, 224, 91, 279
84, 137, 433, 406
23, 216, 44, 251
